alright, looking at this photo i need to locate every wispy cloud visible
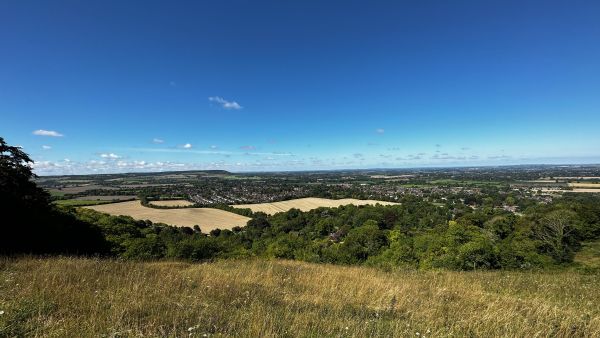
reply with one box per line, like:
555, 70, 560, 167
210, 145, 218, 149
33, 129, 63, 137
240, 145, 255, 150
209, 96, 242, 110
375, 128, 385, 134
182, 143, 192, 149
488, 155, 511, 160
121, 147, 292, 157
152, 138, 164, 144
100, 153, 121, 159
41, 145, 52, 150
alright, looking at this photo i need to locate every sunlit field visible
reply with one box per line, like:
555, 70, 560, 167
232, 197, 399, 215
1, 257, 599, 337
84, 200, 250, 232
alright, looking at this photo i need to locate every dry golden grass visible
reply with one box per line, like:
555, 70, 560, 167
568, 183, 600, 189
0, 257, 598, 337
232, 197, 399, 215
84, 200, 250, 232
149, 199, 195, 207
571, 189, 600, 193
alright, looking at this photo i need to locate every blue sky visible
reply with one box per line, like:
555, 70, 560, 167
1, 1, 599, 175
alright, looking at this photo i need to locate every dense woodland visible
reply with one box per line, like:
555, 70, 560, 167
3, 137, 600, 270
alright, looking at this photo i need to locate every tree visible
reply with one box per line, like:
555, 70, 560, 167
339, 220, 388, 263
0, 137, 50, 212
0, 137, 108, 254
535, 210, 581, 263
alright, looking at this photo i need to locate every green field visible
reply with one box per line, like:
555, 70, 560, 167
48, 190, 67, 197
53, 199, 112, 206
427, 179, 507, 187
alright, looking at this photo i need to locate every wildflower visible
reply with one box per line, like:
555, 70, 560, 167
416, 332, 420, 336
0, 311, 4, 315
345, 327, 349, 330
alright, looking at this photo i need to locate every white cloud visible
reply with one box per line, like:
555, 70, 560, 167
41, 145, 52, 150
210, 145, 218, 149
153, 138, 164, 144
183, 143, 192, 149
376, 128, 385, 134
33, 129, 63, 137
209, 96, 242, 110
100, 153, 121, 159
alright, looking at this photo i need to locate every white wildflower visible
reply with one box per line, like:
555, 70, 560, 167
0, 310, 4, 315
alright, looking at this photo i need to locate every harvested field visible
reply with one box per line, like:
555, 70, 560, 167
232, 197, 398, 215
568, 183, 600, 188
571, 189, 600, 193
149, 199, 195, 207
84, 200, 250, 231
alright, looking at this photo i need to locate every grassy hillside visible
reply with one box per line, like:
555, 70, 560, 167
1, 258, 599, 337
575, 240, 600, 269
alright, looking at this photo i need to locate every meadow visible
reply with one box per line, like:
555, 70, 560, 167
85, 200, 250, 232
54, 199, 113, 206
231, 197, 398, 215
1, 257, 598, 337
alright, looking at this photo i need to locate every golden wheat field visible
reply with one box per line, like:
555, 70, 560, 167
0, 257, 599, 337
232, 197, 399, 214
572, 189, 600, 193
568, 183, 600, 189
149, 199, 195, 207
84, 200, 250, 232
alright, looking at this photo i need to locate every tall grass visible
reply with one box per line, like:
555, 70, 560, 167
1, 257, 599, 337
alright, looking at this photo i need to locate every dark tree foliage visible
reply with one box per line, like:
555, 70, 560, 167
0, 137, 108, 254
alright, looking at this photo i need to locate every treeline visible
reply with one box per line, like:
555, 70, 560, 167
62, 193, 600, 270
